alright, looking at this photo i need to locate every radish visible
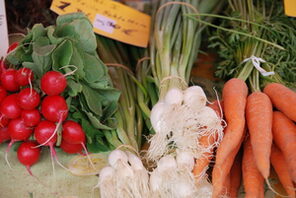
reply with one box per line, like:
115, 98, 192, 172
62, 120, 85, 144
16, 68, 34, 86
0, 94, 22, 119
41, 71, 67, 96
60, 140, 83, 154
21, 109, 41, 127
62, 120, 94, 167
1, 69, 20, 91
34, 120, 57, 148
34, 120, 67, 172
0, 127, 10, 143
17, 88, 40, 110
17, 141, 41, 176
6, 42, 18, 54
41, 95, 68, 122
5, 118, 33, 167
0, 113, 9, 127
0, 86, 7, 103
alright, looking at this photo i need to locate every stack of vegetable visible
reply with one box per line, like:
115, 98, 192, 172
96, 0, 227, 197
0, 13, 120, 174
187, 0, 296, 197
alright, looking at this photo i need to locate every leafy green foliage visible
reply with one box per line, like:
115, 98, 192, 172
209, 0, 296, 88
6, 13, 120, 152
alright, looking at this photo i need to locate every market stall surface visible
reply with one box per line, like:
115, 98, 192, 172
0, 144, 100, 198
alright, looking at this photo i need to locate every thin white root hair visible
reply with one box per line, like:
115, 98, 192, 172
96, 167, 117, 198
81, 143, 96, 169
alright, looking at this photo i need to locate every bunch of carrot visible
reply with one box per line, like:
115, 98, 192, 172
209, 78, 296, 198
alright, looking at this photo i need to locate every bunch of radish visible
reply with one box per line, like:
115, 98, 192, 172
0, 56, 90, 176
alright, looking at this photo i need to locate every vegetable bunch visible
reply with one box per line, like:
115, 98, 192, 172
186, 0, 296, 196
5, 13, 120, 154
0, 13, 122, 175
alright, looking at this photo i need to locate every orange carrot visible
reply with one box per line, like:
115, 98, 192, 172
272, 111, 296, 183
271, 144, 295, 198
246, 91, 273, 179
220, 173, 231, 197
193, 100, 223, 180
193, 135, 215, 179
212, 78, 248, 197
229, 151, 242, 198
264, 83, 296, 122
242, 137, 265, 198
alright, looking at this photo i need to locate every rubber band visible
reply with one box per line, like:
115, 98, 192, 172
136, 56, 150, 73
159, 75, 188, 89
105, 63, 133, 74
242, 55, 275, 76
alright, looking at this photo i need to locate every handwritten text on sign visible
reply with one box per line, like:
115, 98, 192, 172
50, 0, 151, 47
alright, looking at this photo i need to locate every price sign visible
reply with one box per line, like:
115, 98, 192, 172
284, 0, 296, 17
50, 0, 151, 47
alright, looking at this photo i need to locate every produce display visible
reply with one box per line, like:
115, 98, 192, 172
0, 0, 295, 198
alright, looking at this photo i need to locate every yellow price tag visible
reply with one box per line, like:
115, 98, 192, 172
284, 0, 296, 17
50, 0, 151, 47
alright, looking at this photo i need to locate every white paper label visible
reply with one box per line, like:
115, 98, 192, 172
0, 0, 9, 57
93, 14, 116, 34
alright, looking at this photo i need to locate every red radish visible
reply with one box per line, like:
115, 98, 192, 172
0, 127, 10, 143
0, 94, 22, 119
34, 120, 68, 172
17, 88, 40, 110
5, 118, 33, 167
17, 141, 41, 176
62, 120, 94, 168
16, 68, 34, 86
60, 140, 83, 154
1, 69, 20, 91
21, 109, 41, 127
0, 86, 7, 103
34, 120, 57, 147
62, 120, 86, 144
7, 42, 18, 54
0, 113, 9, 127
41, 95, 68, 122
41, 71, 67, 96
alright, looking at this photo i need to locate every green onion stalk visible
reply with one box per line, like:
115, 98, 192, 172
188, 0, 296, 92
149, 0, 224, 99
135, 0, 225, 136
96, 36, 145, 151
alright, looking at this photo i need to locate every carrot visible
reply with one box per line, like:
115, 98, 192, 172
229, 151, 242, 198
263, 83, 296, 122
220, 173, 231, 197
212, 78, 248, 197
272, 111, 296, 183
242, 137, 265, 198
246, 91, 273, 179
193, 100, 223, 180
220, 151, 243, 198
193, 135, 216, 180
271, 144, 295, 198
